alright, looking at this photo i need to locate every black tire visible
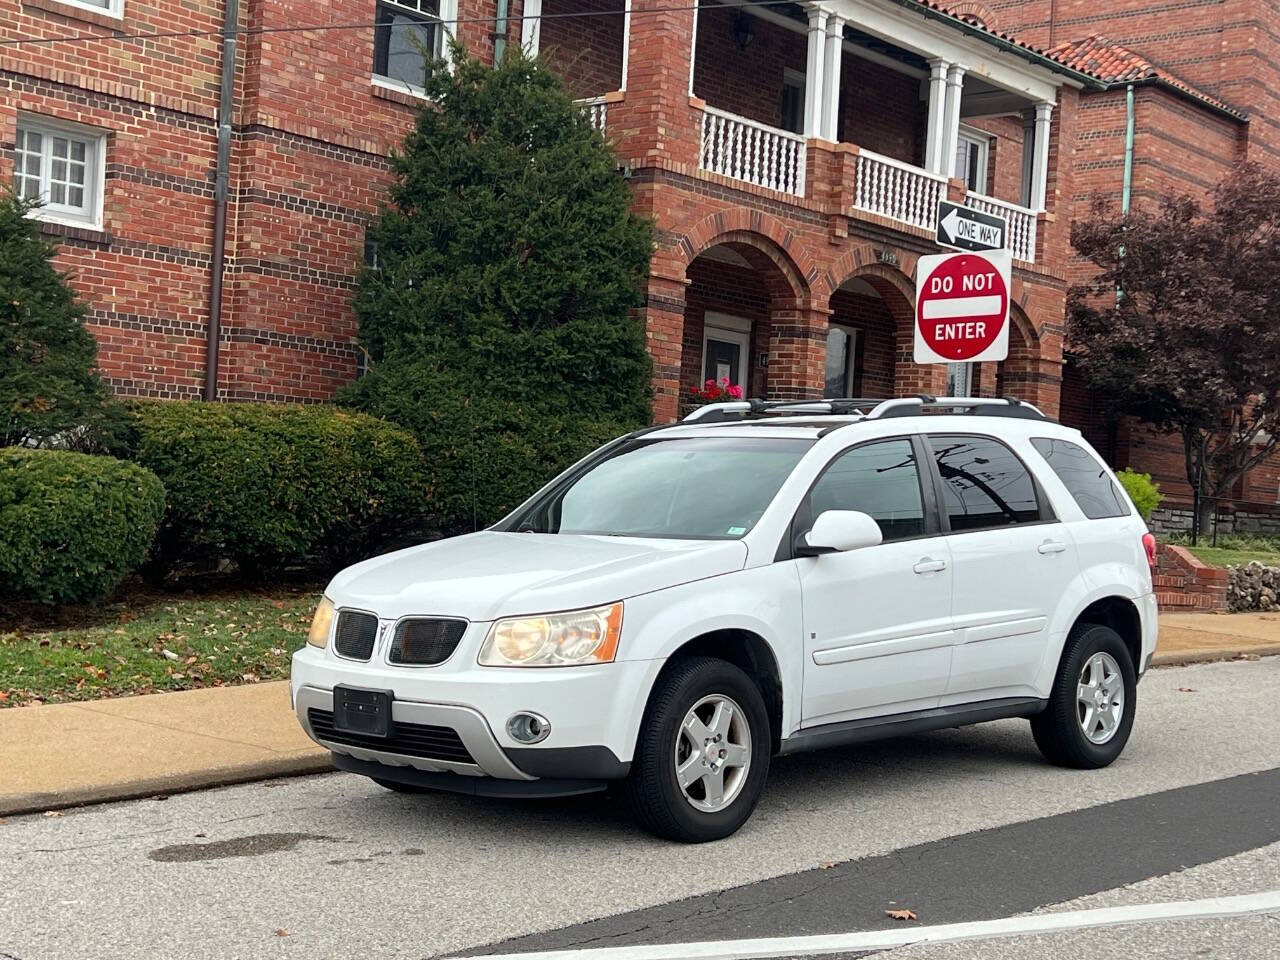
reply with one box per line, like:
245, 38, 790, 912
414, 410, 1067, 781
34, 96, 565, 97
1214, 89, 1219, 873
1031, 622, 1137, 769
623, 656, 771, 843
370, 777, 437, 794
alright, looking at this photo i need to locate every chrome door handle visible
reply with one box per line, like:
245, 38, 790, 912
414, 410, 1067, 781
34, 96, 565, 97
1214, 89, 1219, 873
913, 558, 947, 574
1038, 540, 1067, 555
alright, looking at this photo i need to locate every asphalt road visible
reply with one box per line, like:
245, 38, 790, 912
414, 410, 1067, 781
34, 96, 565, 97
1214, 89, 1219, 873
1, 657, 1278, 960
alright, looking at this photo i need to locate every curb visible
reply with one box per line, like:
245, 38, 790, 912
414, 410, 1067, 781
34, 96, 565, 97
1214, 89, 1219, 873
1150, 644, 1280, 668
0, 753, 334, 819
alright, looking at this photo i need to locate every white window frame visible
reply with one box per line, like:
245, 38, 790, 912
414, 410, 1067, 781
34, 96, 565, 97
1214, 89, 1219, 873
53, 0, 124, 21
371, 0, 459, 97
702, 312, 752, 387
954, 124, 990, 194
13, 115, 106, 230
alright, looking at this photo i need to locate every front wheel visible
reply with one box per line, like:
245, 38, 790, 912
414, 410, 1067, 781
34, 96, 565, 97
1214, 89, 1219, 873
624, 657, 771, 843
1031, 623, 1137, 768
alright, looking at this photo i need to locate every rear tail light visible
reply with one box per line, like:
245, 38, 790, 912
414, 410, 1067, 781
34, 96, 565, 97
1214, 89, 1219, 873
1142, 532, 1158, 571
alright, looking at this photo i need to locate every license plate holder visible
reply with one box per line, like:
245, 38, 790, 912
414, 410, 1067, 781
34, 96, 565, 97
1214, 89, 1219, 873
333, 685, 394, 738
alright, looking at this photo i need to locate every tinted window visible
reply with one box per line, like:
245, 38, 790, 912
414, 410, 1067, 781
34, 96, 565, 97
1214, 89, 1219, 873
1031, 437, 1130, 519
512, 437, 812, 540
931, 434, 1041, 531
808, 439, 926, 542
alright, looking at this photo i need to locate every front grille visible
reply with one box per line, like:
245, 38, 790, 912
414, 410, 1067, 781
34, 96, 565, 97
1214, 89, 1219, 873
334, 610, 379, 661
389, 618, 467, 665
308, 708, 475, 764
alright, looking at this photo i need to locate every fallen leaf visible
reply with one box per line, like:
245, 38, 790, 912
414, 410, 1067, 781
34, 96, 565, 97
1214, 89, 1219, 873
885, 908, 918, 922
1234, 653, 1261, 661
1178, 687, 1196, 693
43, 810, 63, 818
274, 929, 290, 938
0, 817, 8, 824
818, 860, 838, 869
0, 691, 8, 701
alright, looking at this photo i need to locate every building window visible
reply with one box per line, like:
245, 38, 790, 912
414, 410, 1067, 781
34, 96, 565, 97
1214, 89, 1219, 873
13, 118, 105, 228
374, 0, 445, 91
780, 69, 805, 135
824, 325, 858, 398
954, 126, 990, 194
55, 0, 123, 18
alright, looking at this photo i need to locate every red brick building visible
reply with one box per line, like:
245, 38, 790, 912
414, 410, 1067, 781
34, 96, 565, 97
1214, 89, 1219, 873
0, 0, 1271, 509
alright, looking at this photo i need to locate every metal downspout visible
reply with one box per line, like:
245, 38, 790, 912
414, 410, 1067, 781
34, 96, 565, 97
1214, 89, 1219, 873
494, 0, 509, 64
1122, 83, 1135, 215
205, 0, 239, 401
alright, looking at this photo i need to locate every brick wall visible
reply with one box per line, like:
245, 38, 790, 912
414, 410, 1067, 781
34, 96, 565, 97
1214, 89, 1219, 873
538, 0, 624, 99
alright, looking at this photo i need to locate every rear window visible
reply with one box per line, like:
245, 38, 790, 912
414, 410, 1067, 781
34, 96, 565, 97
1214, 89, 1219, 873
930, 434, 1042, 531
1031, 437, 1130, 520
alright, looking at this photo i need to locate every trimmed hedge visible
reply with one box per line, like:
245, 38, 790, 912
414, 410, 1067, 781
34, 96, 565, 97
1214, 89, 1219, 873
128, 402, 425, 579
0, 448, 165, 605
338, 360, 635, 534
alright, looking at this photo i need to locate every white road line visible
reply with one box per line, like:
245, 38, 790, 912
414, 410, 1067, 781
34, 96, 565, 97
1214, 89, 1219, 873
467, 890, 1280, 960
921, 295, 1002, 319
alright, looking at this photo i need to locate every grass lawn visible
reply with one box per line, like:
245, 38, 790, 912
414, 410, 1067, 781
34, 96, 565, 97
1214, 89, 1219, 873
1185, 545, 1280, 568
0, 586, 320, 707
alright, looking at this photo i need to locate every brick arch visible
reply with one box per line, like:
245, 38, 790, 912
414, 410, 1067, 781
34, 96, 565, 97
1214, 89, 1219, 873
821, 246, 919, 335
678, 210, 816, 300
945, 1, 999, 29
1008, 301, 1040, 350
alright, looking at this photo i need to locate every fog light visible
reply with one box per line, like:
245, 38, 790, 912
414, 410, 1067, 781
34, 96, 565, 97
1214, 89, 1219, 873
506, 712, 551, 744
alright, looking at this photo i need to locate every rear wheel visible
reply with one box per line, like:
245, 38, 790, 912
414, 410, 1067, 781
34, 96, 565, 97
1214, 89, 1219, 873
1031, 623, 1136, 768
624, 656, 771, 843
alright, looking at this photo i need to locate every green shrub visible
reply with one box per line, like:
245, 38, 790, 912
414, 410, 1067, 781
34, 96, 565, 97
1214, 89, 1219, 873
339, 360, 633, 534
128, 402, 425, 579
1116, 467, 1163, 521
0, 448, 165, 605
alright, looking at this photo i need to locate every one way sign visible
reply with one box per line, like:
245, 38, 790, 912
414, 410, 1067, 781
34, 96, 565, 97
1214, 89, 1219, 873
936, 200, 1007, 253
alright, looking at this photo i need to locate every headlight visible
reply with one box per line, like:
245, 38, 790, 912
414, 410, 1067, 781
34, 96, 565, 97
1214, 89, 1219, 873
478, 602, 623, 667
307, 597, 336, 649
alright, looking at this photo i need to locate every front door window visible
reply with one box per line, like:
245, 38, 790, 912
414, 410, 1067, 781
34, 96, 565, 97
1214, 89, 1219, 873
703, 336, 742, 386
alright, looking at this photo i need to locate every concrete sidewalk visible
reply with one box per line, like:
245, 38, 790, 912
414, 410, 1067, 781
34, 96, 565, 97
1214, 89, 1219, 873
0, 681, 328, 817
2, 612, 1278, 817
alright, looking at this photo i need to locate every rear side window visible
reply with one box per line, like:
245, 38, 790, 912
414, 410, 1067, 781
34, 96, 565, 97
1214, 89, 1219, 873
807, 438, 926, 542
930, 434, 1041, 532
1031, 437, 1130, 519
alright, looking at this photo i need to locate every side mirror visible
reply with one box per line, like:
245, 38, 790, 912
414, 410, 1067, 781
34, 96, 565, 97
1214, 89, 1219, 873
798, 510, 883, 556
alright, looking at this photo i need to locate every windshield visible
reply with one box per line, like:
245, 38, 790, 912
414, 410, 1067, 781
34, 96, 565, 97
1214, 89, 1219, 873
507, 436, 813, 539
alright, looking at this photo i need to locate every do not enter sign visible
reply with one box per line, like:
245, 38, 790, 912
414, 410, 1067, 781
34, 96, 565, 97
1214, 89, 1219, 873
914, 250, 1012, 364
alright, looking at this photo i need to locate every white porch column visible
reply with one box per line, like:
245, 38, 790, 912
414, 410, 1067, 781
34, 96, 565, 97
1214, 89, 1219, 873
621, 0, 631, 90
686, 0, 696, 94
940, 63, 966, 179
1029, 100, 1054, 210
820, 14, 844, 141
803, 8, 828, 137
520, 0, 542, 53
923, 58, 949, 173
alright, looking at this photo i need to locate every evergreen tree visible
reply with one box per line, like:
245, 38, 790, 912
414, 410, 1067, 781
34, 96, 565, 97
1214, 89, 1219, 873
341, 43, 654, 531
0, 190, 119, 449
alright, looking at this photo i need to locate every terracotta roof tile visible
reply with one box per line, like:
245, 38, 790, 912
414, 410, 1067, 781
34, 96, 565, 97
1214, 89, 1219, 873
1048, 34, 1246, 118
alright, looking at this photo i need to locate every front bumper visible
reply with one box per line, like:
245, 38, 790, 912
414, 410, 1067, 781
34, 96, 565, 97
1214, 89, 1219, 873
291, 644, 656, 788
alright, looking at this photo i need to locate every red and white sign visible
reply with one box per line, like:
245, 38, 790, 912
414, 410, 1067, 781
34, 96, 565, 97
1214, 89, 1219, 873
913, 250, 1011, 364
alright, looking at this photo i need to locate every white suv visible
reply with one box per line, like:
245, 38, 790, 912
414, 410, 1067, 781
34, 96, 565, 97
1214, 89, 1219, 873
291, 396, 1158, 842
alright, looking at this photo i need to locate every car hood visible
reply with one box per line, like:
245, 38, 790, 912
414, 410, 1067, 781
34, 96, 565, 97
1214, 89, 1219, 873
326, 531, 748, 622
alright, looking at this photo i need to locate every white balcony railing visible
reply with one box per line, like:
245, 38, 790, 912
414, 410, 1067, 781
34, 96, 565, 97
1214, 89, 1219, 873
852, 149, 949, 233
963, 192, 1038, 262
577, 96, 608, 132
699, 106, 806, 197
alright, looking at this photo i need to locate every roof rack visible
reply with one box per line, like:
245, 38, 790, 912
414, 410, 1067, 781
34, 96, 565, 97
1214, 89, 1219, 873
681, 394, 1050, 424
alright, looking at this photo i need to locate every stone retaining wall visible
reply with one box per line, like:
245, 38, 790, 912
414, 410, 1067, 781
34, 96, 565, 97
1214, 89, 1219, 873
1228, 562, 1280, 612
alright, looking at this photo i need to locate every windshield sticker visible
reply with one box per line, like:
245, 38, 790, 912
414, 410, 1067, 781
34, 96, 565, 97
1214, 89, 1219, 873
726, 526, 747, 535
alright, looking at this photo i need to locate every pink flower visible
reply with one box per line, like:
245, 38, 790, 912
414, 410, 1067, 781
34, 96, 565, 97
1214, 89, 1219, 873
728, 384, 744, 399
